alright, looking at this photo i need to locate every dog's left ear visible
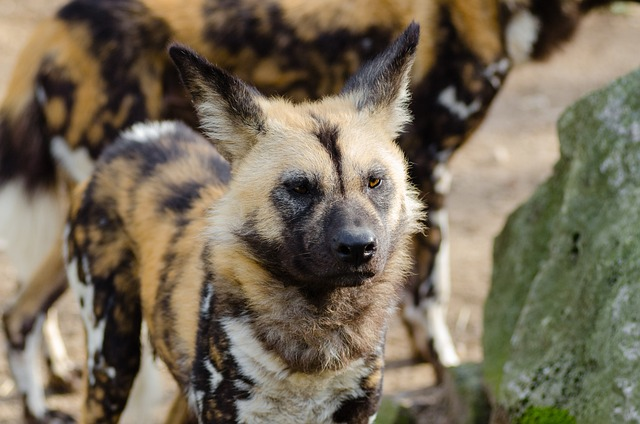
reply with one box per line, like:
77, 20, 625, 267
341, 22, 419, 137
169, 45, 266, 164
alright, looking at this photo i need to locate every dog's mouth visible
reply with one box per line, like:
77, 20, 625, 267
334, 271, 376, 286
296, 272, 376, 305
303, 270, 377, 289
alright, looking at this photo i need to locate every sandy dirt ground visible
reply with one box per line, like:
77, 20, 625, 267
0, 1, 639, 422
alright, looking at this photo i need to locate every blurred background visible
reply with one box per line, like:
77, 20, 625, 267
0, 1, 639, 422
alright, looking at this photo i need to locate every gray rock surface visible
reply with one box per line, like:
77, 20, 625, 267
483, 68, 640, 423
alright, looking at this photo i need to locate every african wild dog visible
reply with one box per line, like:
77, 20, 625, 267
1, 0, 637, 420
64, 24, 423, 423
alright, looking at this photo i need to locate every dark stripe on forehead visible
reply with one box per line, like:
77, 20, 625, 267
313, 117, 344, 194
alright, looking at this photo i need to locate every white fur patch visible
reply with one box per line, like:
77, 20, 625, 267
484, 58, 511, 89
437, 86, 481, 120
8, 314, 47, 419
406, 206, 459, 367
429, 207, 451, 305
42, 309, 75, 380
121, 121, 180, 143
200, 283, 214, 319
432, 163, 452, 196
50, 136, 95, 183
222, 318, 373, 423
35, 84, 48, 107
402, 297, 460, 368
505, 10, 541, 64
188, 386, 206, 417
0, 179, 67, 284
425, 298, 460, 368
66, 256, 107, 386
203, 359, 224, 392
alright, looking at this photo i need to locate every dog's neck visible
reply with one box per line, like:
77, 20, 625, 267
192, 283, 385, 421
204, 245, 400, 374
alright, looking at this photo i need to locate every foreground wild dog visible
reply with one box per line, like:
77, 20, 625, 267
2, 0, 637, 418
64, 24, 423, 423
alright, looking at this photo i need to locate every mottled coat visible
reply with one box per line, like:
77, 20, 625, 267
65, 26, 423, 423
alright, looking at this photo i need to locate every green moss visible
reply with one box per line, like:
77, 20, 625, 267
517, 407, 576, 424
374, 397, 416, 424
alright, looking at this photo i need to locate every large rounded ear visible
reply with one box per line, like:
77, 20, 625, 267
169, 45, 266, 164
341, 22, 419, 137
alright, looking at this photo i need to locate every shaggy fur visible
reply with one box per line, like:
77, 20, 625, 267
65, 25, 423, 423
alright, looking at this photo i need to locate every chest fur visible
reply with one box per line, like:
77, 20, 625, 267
189, 300, 382, 424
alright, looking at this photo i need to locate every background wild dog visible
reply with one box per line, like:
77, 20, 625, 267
64, 24, 423, 423
1, 0, 638, 419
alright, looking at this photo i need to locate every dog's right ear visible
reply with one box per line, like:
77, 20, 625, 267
341, 22, 419, 139
169, 45, 266, 164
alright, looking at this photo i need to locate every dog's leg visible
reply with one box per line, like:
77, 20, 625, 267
2, 243, 74, 423
66, 246, 142, 423
42, 308, 79, 394
402, 162, 460, 382
0, 178, 78, 395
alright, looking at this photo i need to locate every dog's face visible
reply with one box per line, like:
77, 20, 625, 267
170, 23, 423, 294
225, 97, 412, 290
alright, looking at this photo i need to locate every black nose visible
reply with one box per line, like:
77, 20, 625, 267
332, 228, 377, 266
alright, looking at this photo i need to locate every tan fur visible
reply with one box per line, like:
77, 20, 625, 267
64, 30, 423, 421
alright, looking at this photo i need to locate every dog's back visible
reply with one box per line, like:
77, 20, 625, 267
66, 120, 229, 396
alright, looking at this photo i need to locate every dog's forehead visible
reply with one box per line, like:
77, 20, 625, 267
256, 97, 399, 173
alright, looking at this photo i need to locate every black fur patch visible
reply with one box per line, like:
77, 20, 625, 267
0, 99, 55, 192
192, 249, 254, 422
160, 180, 207, 214
57, 0, 173, 155
234, 219, 290, 282
80, 246, 142, 421
529, 0, 581, 60
333, 393, 380, 423
270, 170, 322, 224
101, 133, 186, 178
313, 119, 344, 194
401, 6, 504, 190
202, 0, 395, 98
341, 21, 418, 110
36, 58, 76, 133
169, 45, 267, 144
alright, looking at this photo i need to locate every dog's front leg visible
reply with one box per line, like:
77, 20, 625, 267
66, 251, 142, 424
401, 162, 460, 383
2, 243, 74, 423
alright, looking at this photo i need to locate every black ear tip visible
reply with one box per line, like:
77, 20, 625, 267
168, 43, 193, 64
401, 21, 420, 53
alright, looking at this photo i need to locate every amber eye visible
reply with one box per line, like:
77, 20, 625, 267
293, 184, 309, 194
368, 177, 381, 189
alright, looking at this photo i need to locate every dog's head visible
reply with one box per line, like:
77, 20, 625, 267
170, 23, 423, 293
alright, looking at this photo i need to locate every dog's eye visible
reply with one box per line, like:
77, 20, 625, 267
368, 177, 382, 189
286, 178, 312, 195
292, 184, 309, 195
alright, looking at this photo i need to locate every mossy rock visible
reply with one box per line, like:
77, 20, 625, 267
375, 397, 416, 424
483, 68, 640, 423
